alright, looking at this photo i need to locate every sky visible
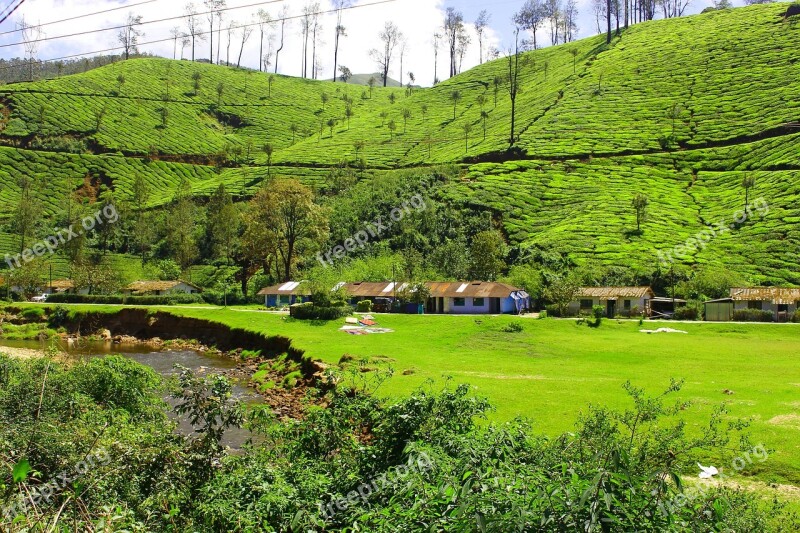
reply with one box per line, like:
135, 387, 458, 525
0, 0, 762, 86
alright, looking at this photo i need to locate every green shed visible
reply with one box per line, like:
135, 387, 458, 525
704, 298, 734, 322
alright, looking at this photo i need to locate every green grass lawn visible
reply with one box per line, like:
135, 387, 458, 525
139, 308, 799, 486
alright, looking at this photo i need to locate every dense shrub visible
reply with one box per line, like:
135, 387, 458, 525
290, 302, 350, 320
356, 300, 373, 312
200, 290, 259, 306
792, 309, 800, 323
733, 309, 775, 322
673, 306, 699, 320
45, 293, 205, 305
1, 357, 795, 532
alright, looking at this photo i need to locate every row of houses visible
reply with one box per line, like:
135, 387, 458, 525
261, 282, 800, 320
259, 281, 532, 315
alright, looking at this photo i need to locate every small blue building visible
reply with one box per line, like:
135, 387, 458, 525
258, 281, 310, 307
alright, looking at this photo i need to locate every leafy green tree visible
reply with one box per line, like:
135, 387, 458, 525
327, 117, 336, 137
368, 76, 376, 97
421, 103, 428, 122
570, 48, 579, 74
216, 82, 224, 105
742, 174, 756, 210
389, 92, 396, 105
11, 175, 42, 254
289, 123, 299, 144
72, 257, 121, 294
450, 89, 461, 120
344, 105, 354, 129
502, 264, 544, 301
244, 178, 328, 281
93, 105, 107, 132
493, 75, 502, 107
166, 178, 198, 269
387, 119, 397, 140
268, 74, 275, 97
632, 193, 650, 232
8, 258, 46, 299
402, 108, 411, 133
321, 92, 329, 110
338, 65, 352, 83
131, 174, 151, 265
481, 110, 489, 140
462, 122, 472, 153
206, 183, 240, 264
192, 71, 201, 95
544, 272, 581, 316
116, 74, 126, 95
469, 229, 506, 280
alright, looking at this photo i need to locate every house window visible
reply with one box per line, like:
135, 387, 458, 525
454, 298, 466, 307
748, 301, 763, 310
580, 299, 593, 310
473, 298, 485, 307
624, 300, 631, 310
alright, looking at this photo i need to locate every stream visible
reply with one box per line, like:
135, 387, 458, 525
0, 339, 261, 449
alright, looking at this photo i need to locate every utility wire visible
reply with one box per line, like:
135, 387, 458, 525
0, 0, 396, 70
1, 0, 318, 49
0, 0, 160, 36
0, 0, 25, 26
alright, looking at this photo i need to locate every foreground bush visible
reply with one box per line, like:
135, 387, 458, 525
1, 357, 798, 531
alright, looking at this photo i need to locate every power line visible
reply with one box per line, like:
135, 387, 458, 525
0, 0, 288, 50
0, 0, 20, 21
0, 0, 396, 71
0, 0, 160, 36
0, 0, 25, 26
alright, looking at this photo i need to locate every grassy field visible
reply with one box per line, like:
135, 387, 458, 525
31, 304, 797, 486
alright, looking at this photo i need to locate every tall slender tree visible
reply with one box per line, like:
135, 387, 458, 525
256, 9, 273, 72
475, 10, 490, 64
370, 21, 402, 87
332, 0, 350, 82
444, 8, 464, 78
184, 3, 205, 61
274, 6, 289, 74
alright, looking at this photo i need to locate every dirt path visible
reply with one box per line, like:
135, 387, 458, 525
0, 346, 44, 358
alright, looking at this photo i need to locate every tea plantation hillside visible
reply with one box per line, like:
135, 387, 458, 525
0, 3, 798, 283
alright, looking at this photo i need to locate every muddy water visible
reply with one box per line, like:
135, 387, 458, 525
0, 339, 260, 449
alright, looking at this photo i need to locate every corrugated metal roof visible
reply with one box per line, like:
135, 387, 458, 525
258, 282, 310, 296
49, 279, 75, 289
427, 281, 521, 298
126, 280, 201, 293
730, 287, 800, 305
577, 287, 655, 299
343, 282, 398, 298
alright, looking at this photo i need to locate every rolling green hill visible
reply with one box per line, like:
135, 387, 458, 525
0, 3, 798, 283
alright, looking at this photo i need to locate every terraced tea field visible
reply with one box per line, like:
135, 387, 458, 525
0, 3, 798, 281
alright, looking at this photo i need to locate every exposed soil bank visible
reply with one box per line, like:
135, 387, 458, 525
63, 308, 324, 378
